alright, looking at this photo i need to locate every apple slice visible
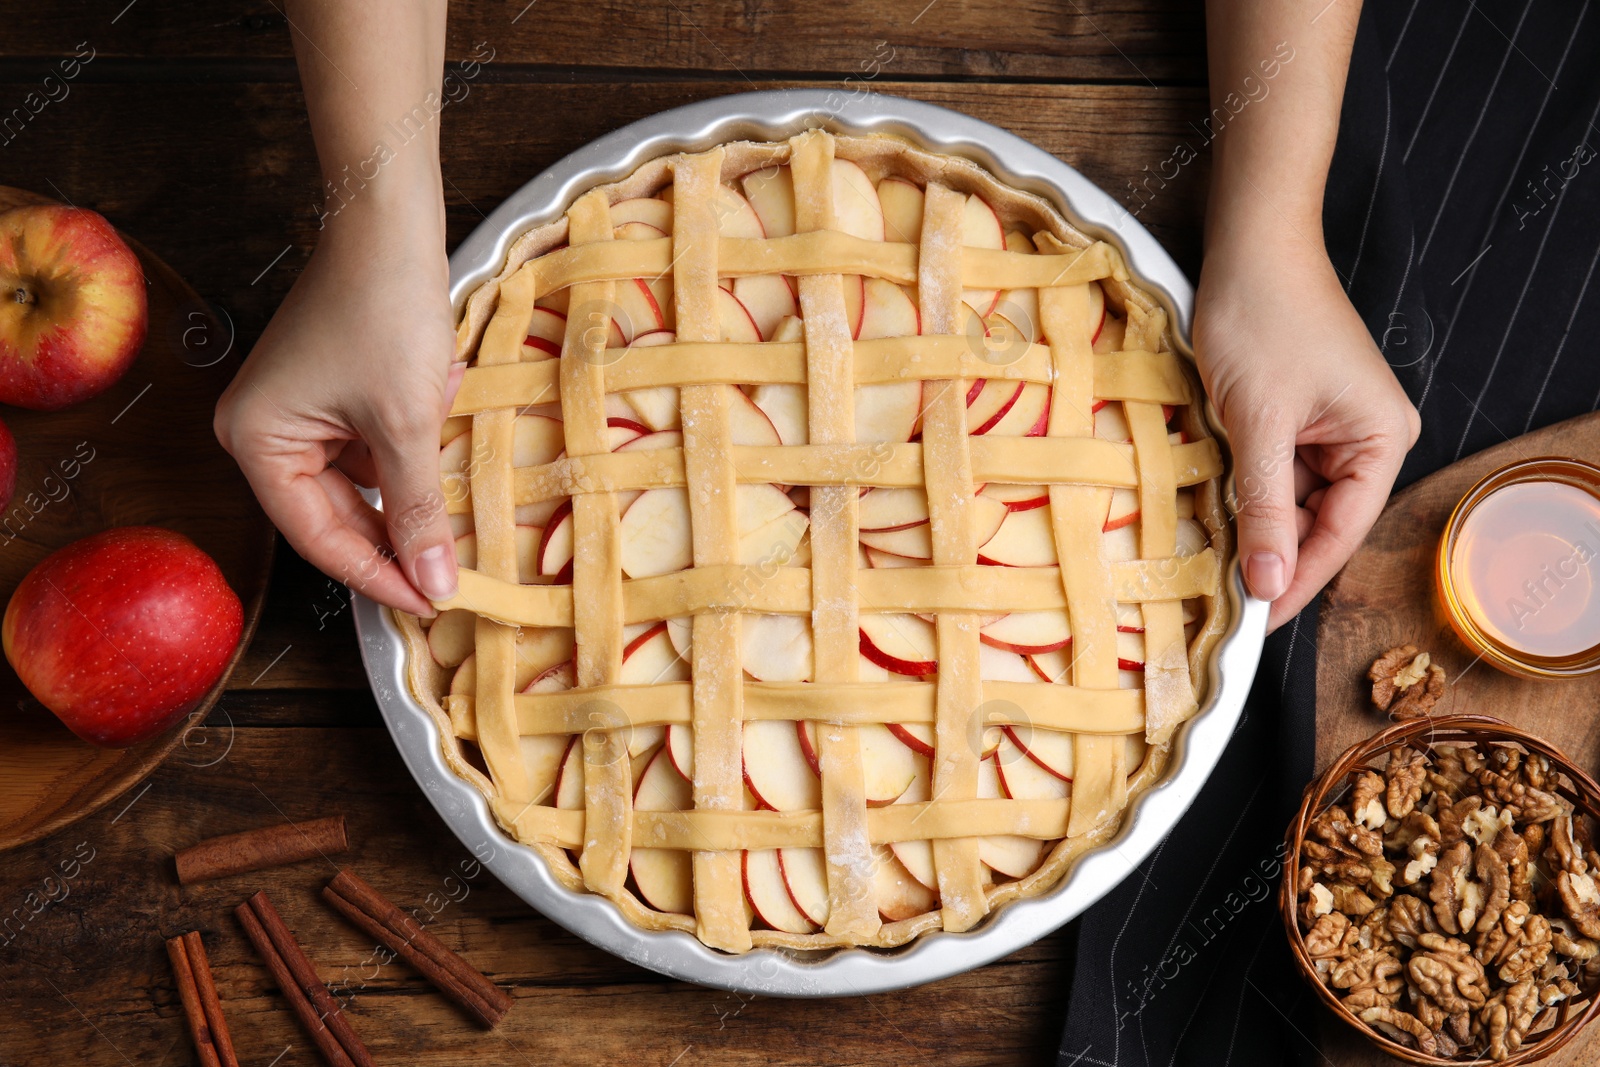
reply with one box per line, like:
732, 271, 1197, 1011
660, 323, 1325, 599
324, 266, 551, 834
1093, 312, 1126, 354
748, 383, 807, 445
1117, 628, 1146, 673
606, 420, 647, 450
613, 221, 665, 242
612, 278, 666, 343
960, 194, 1004, 317
454, 531, 477, 569
874, 845, 938, 921
860, 722, 923, 805
715, 286, 763, 343
841, 273, 866, 339
967, 379, 1025, 435
981, 483, 1048, 511
977, 755, 1045, 877
744, 848, 816, 933
743, 718, 821, 811
1102, 523, 1139, 562
1104, 488, 1140, 532
858, 276, 920, 339
859, 493, 1009, 560
727, 386, 783, 446
1177, 517, 1208, 556
514, 525, 543, 583
732, 273, 798, 340
427, 609, 476, 667
978, 504, 1057, 567
740, 165, 795, 238
666, 723, 694, 780
536, 501, 574, 577
995, 731, 1071, 799
778, 847, 829, 927
1095, 401, 1131, 442
891, 838, 938, 892
524, 307, 567, 359
514, 497, 565, 530
713, 184, 765, 239
611, 197, 673, 232
665, 617, 693, 665
510, 628, 576, 690
631, 748, 694, 914
513, 414, 565, 467
862, 545, 927, 569
855, 380, 922, 443
1005, 723, 1073, 782
644, 275, 676, 331
877, 177, 924, 244
553, 736, 585, 808
980, 610, 1072, 655
991, 231, 1042, 343
742, 614, 813, 682
1176, 489, 1196, 521
831, 159, 884, 241
887, 722, 934, 757
857, 487, 929, 532
740, 508, 810, 568
983, 381, 1049, 437
859, 613, 936, 676
620, 623, 690, 684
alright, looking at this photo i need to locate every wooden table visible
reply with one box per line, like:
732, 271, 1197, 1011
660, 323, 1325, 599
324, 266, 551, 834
0, 5, 1211, 1063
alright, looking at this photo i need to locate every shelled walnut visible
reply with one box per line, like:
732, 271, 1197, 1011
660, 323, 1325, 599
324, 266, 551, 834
1369, 645, 1447, 719
1296, 740, 1599, 1060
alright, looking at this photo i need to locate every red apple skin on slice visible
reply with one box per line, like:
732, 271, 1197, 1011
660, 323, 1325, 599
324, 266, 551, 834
743, 718, 821, 811
610, 196, 672, 232
967, 379, 1024, 435
859, 613, 937, 676
732, 272, 798, 340
978, 503, 1058, 567
778, 847, 830, 927
631, 749, 694, 914
887, 722, 934, 757
995, 732, 1070, 799
979, 610, 1072, 655
874, 845, 938, 921
976, 755, 1046, 878
877, 177, 924, 244
741, 165, 795, 238
890, 838, 939, 892
744, 849, 816, 933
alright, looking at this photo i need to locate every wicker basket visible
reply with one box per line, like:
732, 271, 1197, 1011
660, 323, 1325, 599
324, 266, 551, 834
1280, 714, 1600, 1064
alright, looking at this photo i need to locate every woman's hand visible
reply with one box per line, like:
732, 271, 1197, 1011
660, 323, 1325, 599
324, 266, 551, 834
213, 202, 459, 616
1194, 235, 1419, 631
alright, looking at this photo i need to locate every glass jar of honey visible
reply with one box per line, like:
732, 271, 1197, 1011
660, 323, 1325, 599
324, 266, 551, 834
1437, 457, 1600, 678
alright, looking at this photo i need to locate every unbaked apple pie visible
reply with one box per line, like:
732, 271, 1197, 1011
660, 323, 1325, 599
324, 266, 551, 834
398, 128, 1231, 952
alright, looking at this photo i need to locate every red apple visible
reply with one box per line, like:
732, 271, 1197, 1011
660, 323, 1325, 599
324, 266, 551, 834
3, 526, 242, 747
0, 205, 147, 410
0, 415, 15, 511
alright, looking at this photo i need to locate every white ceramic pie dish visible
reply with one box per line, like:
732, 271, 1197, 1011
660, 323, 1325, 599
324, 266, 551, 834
353, 89, 1268, 996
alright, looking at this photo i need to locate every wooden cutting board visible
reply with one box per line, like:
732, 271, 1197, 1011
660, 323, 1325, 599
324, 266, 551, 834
1316, 409, 1600, 1064
0, 186, 274, 851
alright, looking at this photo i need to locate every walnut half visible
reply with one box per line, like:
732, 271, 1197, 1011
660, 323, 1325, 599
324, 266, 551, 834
1368, 644, 1446, 719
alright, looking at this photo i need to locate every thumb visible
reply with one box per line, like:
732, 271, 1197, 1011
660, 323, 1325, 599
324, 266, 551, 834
371, 414, 458, 605
1229, 418, 1297, 604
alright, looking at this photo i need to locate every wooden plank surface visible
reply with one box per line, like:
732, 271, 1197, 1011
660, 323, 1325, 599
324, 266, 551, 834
1314, 410, 1600, 1065
1, 1, 1206, 82
0, 9, 1217, 1065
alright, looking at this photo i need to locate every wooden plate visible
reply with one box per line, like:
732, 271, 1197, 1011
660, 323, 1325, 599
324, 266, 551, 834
0, 186, 274, 851
1316, 409, 1600, 1065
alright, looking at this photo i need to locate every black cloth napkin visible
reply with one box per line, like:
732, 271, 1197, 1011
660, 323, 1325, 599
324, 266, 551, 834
1061, 3, 1600, 1063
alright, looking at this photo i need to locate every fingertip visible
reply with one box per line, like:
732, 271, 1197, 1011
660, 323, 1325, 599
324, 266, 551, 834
1246, 551, 1288, 602
413, 541, 459, 603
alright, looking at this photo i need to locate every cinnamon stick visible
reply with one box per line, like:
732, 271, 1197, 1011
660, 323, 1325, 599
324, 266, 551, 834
177, 817, 348, 884
166, 933, 235, 1067
235, 891, 373, 1067
181, 932, 240, 1067
322, 869, 512, 1028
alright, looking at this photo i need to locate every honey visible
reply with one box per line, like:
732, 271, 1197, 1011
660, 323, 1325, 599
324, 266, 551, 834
1437, 458, 1600, 678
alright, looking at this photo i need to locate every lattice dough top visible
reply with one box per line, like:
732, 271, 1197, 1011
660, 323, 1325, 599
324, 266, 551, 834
398, 128, 1232, 953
